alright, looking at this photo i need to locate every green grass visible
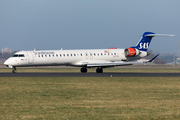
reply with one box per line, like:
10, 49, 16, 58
1, 77, 180, 119
1, 67, 180, 73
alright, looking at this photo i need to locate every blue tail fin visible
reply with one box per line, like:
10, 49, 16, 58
131, 32, 155, 51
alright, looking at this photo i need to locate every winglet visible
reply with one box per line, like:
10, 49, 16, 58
146, 54, 159, 63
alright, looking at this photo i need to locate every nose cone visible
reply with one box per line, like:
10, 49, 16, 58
4, 60, 8, 68
4, 59, 14, 68
4, 59, 9, 65
4, 58, 13, 65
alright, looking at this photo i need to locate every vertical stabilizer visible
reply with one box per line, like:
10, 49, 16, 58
131, 32, 174, 51
132, 32, 155, 51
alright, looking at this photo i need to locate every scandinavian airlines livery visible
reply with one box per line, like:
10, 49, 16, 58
4, 32, 173, 73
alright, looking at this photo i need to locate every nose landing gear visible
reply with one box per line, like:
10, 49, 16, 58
12, 67, 16, 73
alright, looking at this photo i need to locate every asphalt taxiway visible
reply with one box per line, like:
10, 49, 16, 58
1, 72, 180, 77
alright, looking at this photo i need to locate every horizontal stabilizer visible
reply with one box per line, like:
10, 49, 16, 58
145, 34, 175, 37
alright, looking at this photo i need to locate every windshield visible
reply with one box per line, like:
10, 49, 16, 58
13, 54, 19, 57
12, 54, 25, 57
19, 54, 25, 57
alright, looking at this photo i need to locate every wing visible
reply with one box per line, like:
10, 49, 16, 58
87, 54, 159, 68
87, 62, 133, 67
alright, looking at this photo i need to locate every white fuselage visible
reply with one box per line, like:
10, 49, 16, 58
4, 48, 144, 68
4, 31, 172, 73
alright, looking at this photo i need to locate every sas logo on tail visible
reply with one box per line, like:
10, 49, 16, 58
139, 43, 149, 49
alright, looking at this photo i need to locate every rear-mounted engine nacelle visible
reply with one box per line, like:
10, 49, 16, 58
139, 51, 150, 58
124, 48, 140, 57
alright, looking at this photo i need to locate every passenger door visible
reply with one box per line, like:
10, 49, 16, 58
27, 52, 34, 64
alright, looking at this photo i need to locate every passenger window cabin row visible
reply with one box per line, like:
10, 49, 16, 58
12, 53, 118, 58
37, 53, 117, 57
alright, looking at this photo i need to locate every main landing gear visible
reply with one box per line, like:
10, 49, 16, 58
96, 67, 103, 73
80, 67, 103, 73
12, 67, 16, 73
81, 67, 87, 73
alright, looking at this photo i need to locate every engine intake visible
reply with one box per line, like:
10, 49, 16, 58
124, 48, 140, 57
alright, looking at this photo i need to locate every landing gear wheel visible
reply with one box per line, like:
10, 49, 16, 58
81, 67, 87, 73
12, 67, 16, 73
12, 69, 16, 73
96, 68, 103, 73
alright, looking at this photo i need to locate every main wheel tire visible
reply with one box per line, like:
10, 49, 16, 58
96, 68, 103, 73
81, 68, 87, 73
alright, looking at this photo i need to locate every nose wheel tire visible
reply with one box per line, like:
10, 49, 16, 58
81, 67, 87, 73
12, 67, 16, 73
12, 69, 16, 73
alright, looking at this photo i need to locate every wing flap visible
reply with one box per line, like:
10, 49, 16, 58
87, 62, 133, 67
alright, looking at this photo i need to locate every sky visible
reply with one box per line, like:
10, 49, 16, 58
0, 0, 180, 54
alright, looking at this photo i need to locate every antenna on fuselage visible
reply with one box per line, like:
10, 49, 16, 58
61, 48, 63, 50
34, 48, 37, 51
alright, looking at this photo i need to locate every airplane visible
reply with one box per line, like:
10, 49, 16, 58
4, 32, 174, 73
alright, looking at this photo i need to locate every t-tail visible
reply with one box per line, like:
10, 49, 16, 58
131, 32, 175, 51
132, 32, 155, 51
124, 32, 174, 57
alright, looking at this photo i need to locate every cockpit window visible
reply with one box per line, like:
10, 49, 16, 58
19, 54, 25, 57
12, 54, 25, 57
13, 54, 19, 57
